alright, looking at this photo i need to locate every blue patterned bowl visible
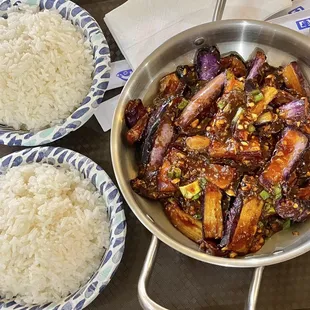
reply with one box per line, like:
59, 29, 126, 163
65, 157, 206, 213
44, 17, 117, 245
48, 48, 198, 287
0, 147, 126, 310
0, 0, 110, 146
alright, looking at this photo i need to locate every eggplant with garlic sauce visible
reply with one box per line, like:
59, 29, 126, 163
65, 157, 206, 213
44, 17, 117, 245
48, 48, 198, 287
124, 46, 310, 258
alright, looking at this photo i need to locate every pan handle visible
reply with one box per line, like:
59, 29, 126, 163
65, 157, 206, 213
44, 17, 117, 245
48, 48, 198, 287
138, 235, 264, 310
212, 0, 227, 22
138, 235, 167, 310
245, 266, 264, 310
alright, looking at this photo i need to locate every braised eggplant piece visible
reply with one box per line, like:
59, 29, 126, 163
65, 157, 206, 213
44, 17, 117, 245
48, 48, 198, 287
277, 98, 310, 136
276, 198, 310, 222
149, 116, 174, 169
297, 184, 310, 200
195, 46, 221, 81
125, 46, 310, 258
158, 72, 186, 98
221, 176, 262, 248
246, 49, 266, 85
202, 183, 223, 239
226, 176, 264, 254
208, 138, 238, 160
204, 164, 237, 191
283, 62, 310, 98
259, 128, 308, 193
140, 99, 170, 165
278, 99, 309, 122
271, 89, 297, 106
209, 137, 263, 167
125, 99, 147, 128
175, 72, 225, 129
228, 196, 264, 254
126, 113, 149, 145
165, 200, 203, 242
220, 53, 247, 77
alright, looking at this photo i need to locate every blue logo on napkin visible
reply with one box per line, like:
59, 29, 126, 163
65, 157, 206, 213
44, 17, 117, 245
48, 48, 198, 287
116, 69, 133, 81
288, 6, 304, 14
296, 17, 310, 30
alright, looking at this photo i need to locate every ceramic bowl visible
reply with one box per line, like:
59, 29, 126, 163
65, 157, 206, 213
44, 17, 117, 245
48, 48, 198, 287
0, 146, 126, 310
0, 0, 110, 146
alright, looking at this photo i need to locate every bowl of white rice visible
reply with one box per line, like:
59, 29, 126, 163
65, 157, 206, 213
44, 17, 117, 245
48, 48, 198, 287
0, 0, 110, 146
0, 147, 126, 309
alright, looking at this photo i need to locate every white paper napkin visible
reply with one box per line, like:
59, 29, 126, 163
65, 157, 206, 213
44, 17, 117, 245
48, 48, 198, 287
95, 94, 121, 132
104, 0, 292, 70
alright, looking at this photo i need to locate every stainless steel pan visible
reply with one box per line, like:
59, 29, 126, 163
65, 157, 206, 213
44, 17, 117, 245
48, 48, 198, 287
111, 2, 310, 309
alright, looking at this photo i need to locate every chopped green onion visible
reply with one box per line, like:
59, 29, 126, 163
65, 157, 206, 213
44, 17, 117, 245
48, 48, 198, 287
274, 186, 282, 195
232, 107, 244, 125
251, 89, 261, 96
274, 185, 282, 200
253, 92, 264, 102
192, 193, 201, 200
223, 103, 231, 113
260, 190, 270, 200
167, 168, 174, 179
193, 214, 202, 220
178, 98, 188, 110
248, 124, 256, 133
167, 167, 182, 179
264, 204, 276, 216
217, 100, 226, 109
283, 219, 291, 230
174, 167, 181, 178
199, 177, 207, 188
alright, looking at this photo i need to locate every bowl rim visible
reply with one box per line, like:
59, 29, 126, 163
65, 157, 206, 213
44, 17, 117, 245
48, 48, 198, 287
111, 18, 310, 268
0, 146, 126, 310
0, 0, 110, 147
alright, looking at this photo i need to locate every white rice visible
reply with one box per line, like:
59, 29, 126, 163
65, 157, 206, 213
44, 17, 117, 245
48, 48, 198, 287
0, 7, 94, 131
0, 163, 109, 305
